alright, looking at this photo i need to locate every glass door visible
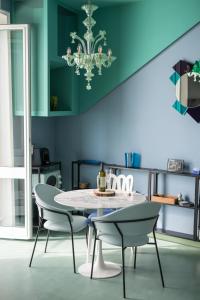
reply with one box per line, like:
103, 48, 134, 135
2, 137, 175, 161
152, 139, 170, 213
0, 24, 31, 239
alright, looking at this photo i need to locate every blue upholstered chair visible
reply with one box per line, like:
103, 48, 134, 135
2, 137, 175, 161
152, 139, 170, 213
29, 184, 87, 273
90, 201, 164, 298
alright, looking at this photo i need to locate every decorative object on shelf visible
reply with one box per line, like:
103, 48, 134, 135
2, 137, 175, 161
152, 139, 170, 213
152, 194, 178, 205
179, 200, 194, 207
79, 182, 89, 189
131, 152, 141, 168
177, 194, 194, 208
50, 96, 58, 111
62, 2, 116, 91
124, 152, 132, 168
192, 168, 200, 175
170, 59, 200, 122
177, 193, 184, 203
124, 152, 141, 168
167, 159, 184, 172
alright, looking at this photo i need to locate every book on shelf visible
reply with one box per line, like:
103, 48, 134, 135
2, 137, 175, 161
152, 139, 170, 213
151, 194, 177, 205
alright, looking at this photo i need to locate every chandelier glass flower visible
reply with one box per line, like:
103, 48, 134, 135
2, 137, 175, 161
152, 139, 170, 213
62, 3, 116, 90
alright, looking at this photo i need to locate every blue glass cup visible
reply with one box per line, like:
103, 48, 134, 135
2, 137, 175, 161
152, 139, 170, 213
131, 152, 141, 168
125, 152, 132, 168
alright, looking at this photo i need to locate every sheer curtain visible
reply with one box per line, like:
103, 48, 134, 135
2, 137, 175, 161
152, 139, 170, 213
0, 11, 15, 226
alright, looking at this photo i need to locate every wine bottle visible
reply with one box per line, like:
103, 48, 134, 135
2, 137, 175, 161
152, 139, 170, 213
98, 163, 106, 192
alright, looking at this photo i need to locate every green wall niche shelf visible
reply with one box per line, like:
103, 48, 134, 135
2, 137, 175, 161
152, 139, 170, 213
12, 0, 78, 116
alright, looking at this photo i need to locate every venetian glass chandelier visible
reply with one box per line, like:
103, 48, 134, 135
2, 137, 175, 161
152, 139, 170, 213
187, 60, 200, 82
62, 2, 116, 90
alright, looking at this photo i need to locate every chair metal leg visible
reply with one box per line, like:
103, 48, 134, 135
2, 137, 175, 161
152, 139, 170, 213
115, 223, 126, 298
44, 230, 50, 253
90, 233, 97, 279
153, 230, 165, 287
134, 246, 137, 269
121, 246, 126, 298
70, 230, 76, 274
29, 220, 42, 267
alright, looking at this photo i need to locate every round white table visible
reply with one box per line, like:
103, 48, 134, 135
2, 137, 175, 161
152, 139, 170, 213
55, 189, 146, 278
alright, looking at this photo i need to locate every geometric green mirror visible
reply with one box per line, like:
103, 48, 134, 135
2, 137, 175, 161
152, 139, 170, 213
170, 60, 200, 122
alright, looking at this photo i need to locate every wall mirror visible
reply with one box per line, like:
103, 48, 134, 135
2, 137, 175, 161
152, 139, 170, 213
170, 60, 200, 123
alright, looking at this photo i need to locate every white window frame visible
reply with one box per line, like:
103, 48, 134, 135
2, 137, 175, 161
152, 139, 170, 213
0, 24, 32, 239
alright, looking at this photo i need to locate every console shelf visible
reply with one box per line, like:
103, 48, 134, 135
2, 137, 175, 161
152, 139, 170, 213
71, 160, 200, 241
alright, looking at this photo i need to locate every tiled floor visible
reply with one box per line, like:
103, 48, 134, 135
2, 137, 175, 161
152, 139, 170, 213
0, 232, 200, 300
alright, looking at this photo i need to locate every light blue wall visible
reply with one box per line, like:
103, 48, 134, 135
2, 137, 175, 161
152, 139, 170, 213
32, 117, 56, 161
55, 22, 200, 236
55, 116, 81, 190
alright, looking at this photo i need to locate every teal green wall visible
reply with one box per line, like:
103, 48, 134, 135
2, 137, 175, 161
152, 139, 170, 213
12, 0, 48, 116
11, 0, 200, 115
47, 0, 79, 115
78, 0, 200, 113
12, 0, 79, 116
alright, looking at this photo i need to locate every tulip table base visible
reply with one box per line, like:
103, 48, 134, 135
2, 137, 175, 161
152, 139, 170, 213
79, 239, 121, 278
78, 261, 121, 278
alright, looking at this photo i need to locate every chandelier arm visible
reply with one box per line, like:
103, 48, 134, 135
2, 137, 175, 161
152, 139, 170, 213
67, 60, 76, 67
62, 55, 76, 67
92, 33, 101, 43
102, 59, 114, 68
92, 36, 105, 53
73, 35, 87, 54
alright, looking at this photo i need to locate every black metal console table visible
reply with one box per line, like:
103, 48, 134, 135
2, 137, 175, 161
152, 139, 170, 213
71, 160, 200, 241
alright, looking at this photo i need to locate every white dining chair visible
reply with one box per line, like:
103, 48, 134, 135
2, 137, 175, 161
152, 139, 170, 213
116, 174, 127, 191
125, 174, 134, 194
29, 184, 88, 273
106, 173, 118, 189
90, 202, 164, 298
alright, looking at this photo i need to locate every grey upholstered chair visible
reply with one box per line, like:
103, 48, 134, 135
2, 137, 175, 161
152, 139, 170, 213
86, 174, 134, 261
90, 201, 164, 298
29, 183, 87, 273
